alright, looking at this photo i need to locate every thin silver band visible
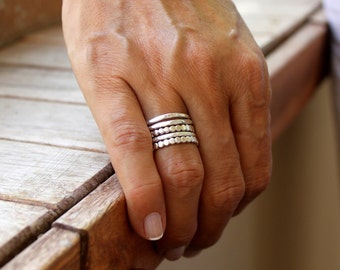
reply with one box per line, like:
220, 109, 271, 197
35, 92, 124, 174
147, 113, 190, 126
148, 119, 193, 130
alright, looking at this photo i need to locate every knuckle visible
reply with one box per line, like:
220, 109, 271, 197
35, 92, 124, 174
165, 159, 204, 190
234, 49, 271, 108
239, 46, 265, 72
243, 156, 272, 200
206, 182, 245, 212
183, 35, 215, 72
240, 49, 268, 84
245, 174, 271, 199
109, 120, 151, 151
85, 33, 111, 65
66, 33, 116, 83
124, 181, 161, 201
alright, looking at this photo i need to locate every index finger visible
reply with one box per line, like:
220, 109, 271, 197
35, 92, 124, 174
88, 77, 166, 241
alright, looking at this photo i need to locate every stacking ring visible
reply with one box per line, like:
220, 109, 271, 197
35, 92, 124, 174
147, 113, 199, 150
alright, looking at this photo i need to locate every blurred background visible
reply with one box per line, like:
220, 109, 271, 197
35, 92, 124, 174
159, 79, 340, 270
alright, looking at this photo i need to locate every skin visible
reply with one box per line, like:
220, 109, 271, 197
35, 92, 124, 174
62, 0, 272, 261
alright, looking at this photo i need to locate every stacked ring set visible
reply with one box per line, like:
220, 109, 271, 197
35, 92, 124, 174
147, 113, 199, 150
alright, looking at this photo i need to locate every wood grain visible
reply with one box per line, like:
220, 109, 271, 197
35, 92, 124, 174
0, 42, 70, 69
54, 175, 163, 270
234, 0, 321, 54
0, 66, 84, 104
0, 98, 104, 151
0, 140, 110, 206
0, 139, 112, 266
0, 201, 54, 267
0, 201, 49, 253
2, 228, 81, 270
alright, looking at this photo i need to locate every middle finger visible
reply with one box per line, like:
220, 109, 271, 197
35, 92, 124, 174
140, 91, 204, 260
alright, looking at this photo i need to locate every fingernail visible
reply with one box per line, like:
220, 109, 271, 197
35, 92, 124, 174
144, 212, 164, 241
165, 246, 186, 261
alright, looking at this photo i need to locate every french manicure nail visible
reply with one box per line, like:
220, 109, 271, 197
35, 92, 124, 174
144, 212, 164, 241
165, 246, 186, 261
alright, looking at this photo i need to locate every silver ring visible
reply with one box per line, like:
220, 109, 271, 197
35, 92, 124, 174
153, 135, 199, 150
152, 131, 196, 142
148, 119, 193, 130
147, 112, 199, 150
151, 124, 195, 137
147, 113, 190, 126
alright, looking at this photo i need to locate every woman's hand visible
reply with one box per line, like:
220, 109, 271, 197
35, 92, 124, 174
62, 0, 272, 260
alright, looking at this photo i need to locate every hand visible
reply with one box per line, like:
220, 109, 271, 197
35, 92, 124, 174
62, 0, 272, 260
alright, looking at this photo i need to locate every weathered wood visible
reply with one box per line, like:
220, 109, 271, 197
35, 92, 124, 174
0, 0, 61, 47
0, 201, 49, 253
0, 201, 54, 267
0, 98, 105, 151
0, 139, 112, 266
235, 0, 321, 54
2, 228, 81, 270
54, 175, 162, 270
0, 66, 83, 103
268, 23, 328, 141
0, 42, 70, 69
0, 140, 110, 207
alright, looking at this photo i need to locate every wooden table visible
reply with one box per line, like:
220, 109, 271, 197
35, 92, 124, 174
0, 0, 328, 269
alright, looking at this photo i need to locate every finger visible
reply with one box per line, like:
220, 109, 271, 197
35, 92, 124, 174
230, 57, 272, 215
86, 77, 166, 241
138, 91, 204, 260
185, 104, 245, 252
155, 143, 203, 260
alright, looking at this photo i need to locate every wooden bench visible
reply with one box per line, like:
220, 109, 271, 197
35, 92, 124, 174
0, 0, 328, 269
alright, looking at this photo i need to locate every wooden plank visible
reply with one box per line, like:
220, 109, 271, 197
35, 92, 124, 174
0, 0, 61, 47
0, 140, 111, 207
0, 98, 105, 151
0, 200, 53, 267
2, 228, 81, 270
0, 66, 84, 103
0, 139, 111, 266
268, 23, 328, 141
0, 200, 49, 252
0, 42, 70, 69
54, 175, 163, 270
233, 0, 322, 54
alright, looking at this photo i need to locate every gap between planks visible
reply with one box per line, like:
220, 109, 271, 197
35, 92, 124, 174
0, 163, 114, 267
